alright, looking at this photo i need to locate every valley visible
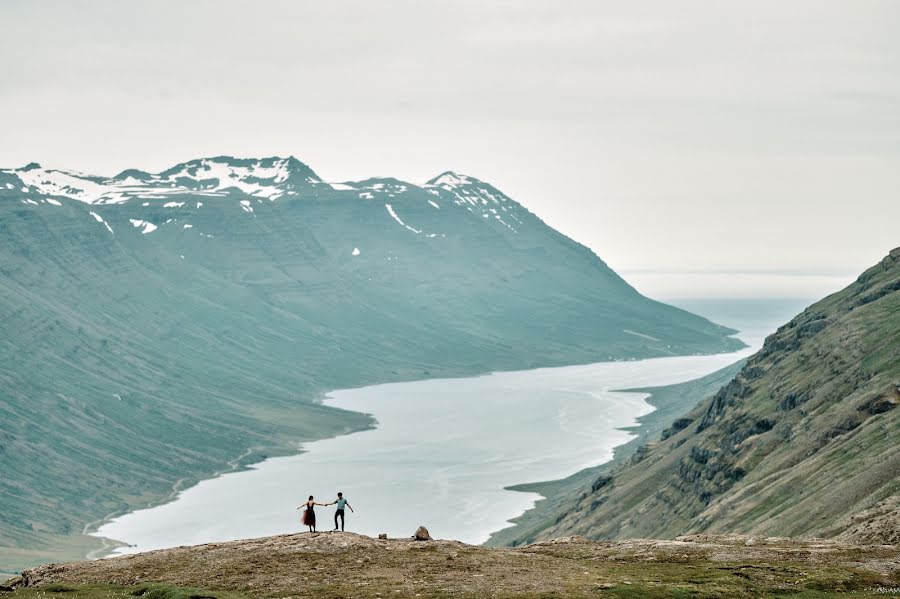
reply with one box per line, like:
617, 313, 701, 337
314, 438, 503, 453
0, 157, 741, 572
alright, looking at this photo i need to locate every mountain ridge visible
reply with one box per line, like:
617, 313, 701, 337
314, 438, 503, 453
1, 156, 509, 206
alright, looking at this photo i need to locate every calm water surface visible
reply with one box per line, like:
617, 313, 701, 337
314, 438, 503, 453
93, 299, 809, 554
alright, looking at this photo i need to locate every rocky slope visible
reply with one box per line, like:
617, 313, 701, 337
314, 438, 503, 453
0, 156, 742, 571
500, 248, 900, 546
5, 531, 899, 598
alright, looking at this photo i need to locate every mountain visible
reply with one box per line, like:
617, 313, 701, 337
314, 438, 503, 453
499, 248, 900, 546
0, 156, 742, 572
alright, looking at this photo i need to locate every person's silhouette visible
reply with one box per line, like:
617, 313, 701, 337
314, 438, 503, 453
298, 495, 328, 532
330, 492, 354, 531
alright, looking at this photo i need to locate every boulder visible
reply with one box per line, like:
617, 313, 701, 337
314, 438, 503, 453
413, 526, 432, 541
378, 533, 387, 540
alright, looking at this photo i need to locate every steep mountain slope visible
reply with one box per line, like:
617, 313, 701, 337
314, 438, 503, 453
0, 156, 741, 570
504, 248, 899, 545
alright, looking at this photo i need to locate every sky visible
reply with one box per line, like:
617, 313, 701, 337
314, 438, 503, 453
2, 1, 898, 299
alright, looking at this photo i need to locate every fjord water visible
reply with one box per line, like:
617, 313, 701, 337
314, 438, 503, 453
92, 299, 810, 554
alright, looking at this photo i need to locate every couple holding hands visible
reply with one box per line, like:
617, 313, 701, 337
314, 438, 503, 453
299, 491, 354, 532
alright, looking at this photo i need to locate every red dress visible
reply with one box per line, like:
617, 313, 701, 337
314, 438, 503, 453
302, 502, 316, 526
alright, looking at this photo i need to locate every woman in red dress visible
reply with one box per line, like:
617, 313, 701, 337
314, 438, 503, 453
298, 495, 328, 532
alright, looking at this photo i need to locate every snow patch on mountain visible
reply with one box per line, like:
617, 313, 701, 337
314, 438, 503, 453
385, 203, 422, 234
3, 157, 526, 237
13, 167, 111, 203
129, 219, 158, 234
164, 158, 293, 200
429, 171, 472, 188
623, 329, 662, 342
423, 171, 520, 232
0, 157, 322, 205
359, 181, 410, 196
89, 211, 115, 235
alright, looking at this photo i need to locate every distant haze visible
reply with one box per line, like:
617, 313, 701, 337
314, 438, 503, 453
2, 1, 897, 299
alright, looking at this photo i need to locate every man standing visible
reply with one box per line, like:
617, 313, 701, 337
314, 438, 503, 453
331, 492, 354, 531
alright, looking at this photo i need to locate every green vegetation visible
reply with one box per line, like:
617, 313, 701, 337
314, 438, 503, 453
498, 248, 900, 546
4, 569, 891, 599
0, 157, 742, 571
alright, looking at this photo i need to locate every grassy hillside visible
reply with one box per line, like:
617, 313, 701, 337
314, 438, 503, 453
0, 157, 742, 571
5, 531, 899, 598
499, 247, 900, 545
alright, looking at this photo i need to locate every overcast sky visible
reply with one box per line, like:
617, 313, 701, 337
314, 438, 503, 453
2, 1, 898, 299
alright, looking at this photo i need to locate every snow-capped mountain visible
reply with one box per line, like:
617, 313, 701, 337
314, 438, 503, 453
1, 155, 743, 570
0, 154, 740, 359
0, 156, 527, 238
0, 154, 742, 358
1, 156, 321, 205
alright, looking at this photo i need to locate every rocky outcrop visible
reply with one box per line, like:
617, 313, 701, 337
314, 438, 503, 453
836, 495, 900, 545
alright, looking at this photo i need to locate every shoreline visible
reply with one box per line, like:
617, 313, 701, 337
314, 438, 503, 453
6, 335, 748, 572
485, 357, 748, 546
83, 447, 263, 559
89, 345, 755, 557
77, 293, 808, 562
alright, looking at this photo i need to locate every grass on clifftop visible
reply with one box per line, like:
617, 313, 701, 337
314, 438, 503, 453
4, 563, 896, 599
6, 583, 246, 599
6, 532, 898, 599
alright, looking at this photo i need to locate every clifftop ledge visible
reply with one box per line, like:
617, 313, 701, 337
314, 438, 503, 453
5, 532, 898, 598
